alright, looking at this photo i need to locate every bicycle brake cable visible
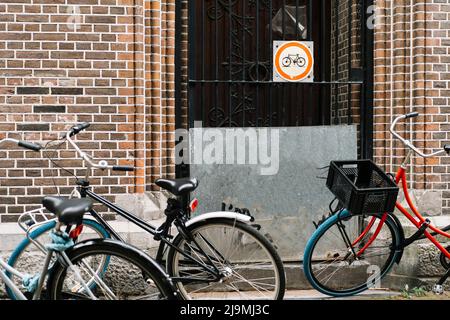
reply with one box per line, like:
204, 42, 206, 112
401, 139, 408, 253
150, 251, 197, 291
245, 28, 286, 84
43, 137, 80, 196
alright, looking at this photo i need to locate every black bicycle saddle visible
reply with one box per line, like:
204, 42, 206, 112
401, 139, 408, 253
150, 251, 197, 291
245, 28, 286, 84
42, 196, 93, 225
155, 178, 199, 196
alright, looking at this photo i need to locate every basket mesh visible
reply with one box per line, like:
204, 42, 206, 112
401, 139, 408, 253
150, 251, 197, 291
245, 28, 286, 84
327, 161, 399, 215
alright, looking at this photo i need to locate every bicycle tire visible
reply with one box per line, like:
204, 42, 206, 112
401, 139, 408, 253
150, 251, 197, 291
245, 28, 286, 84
166, 218, 286, 300
303, 210, 401, 297
47, 239, 177, 300
6, 218, 109, 300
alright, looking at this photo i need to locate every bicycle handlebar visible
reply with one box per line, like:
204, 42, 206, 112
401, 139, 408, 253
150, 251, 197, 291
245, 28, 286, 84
390, 112, 447, 158
112, 166, 135, 172
70, 122, 90, 137
64, 123, 135, 174
405, 112, 419, 119
0, 138, 42, 152
62, 122, 91, 139
18, 140, 43, 151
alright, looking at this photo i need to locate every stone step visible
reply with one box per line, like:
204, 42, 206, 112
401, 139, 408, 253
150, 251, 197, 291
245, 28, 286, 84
115, 192, 168, 221
284, 262, 427, 291
398, 214, 450, 236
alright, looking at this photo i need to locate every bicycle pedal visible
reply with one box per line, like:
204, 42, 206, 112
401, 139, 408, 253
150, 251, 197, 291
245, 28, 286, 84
433, 284, 444, 295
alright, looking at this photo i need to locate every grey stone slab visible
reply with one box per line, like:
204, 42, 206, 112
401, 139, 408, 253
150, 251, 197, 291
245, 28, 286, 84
189, 125, 358, 260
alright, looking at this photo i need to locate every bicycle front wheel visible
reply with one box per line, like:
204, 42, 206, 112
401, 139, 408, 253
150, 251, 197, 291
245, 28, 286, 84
167, 219, 285, 300
303, 210, 401, 297
47, 239, 177, 300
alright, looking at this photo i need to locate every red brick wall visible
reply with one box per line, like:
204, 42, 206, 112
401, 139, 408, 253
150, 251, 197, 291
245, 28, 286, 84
144, 0, 177, 191
373, 0, 450, 215
0, 0, 176, 222
3, 0, 450, 221
331, 0, 362, 126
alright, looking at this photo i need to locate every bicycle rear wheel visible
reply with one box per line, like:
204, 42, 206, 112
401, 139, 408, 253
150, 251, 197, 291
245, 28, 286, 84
47, 239, 177, 300
303, 210, 401, 297
167, 219, 285, 300
6, 219, 109, 300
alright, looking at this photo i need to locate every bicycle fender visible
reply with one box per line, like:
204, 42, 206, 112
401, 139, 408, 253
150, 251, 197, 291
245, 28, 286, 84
186, 212, 254, 228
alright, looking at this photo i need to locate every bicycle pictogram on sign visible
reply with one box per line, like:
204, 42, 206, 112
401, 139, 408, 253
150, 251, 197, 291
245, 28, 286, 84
282, 54, 307, 68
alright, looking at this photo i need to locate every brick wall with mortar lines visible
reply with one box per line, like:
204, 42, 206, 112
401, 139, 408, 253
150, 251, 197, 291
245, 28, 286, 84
0, 0, 176, 222
373, 0, 450, 215
331, 0, 362, 126
144, 0, 176, 191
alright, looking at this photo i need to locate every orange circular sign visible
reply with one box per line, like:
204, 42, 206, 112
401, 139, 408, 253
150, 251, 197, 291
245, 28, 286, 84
274, 42, 314, 82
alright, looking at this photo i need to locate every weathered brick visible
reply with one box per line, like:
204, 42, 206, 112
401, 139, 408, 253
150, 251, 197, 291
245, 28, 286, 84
16, 14, 49, 22
33, 105, 66, 113
16, 123, 50, 131
0, 179, 32, 187
85, 15, 116, 24
51, 88, 84, 95
17, 87, 49, 95
85, 88, 116, 95
50, 51, 84, 59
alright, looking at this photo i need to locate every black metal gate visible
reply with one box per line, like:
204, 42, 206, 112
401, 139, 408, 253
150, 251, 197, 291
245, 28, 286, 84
175, 0, 374, 169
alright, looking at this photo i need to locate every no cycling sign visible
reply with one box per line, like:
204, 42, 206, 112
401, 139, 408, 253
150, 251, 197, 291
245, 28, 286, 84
273, 41, 314, 82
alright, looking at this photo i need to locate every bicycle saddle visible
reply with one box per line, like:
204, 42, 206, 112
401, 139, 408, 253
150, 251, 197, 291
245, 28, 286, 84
155, 178, 199, 196
42, 196, 93, 225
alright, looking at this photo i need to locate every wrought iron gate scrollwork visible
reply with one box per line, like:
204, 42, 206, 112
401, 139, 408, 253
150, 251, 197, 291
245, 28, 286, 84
204, 0, 276, 127
177, 0, 374, 159
208, 87, 278, 127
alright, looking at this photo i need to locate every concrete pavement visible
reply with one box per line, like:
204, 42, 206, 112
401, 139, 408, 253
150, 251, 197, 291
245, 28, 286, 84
284, 289, 398, 300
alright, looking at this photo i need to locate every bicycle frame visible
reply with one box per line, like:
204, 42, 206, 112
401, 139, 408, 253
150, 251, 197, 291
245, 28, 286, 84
54, 124, 271, 290
0, 258, 29, 300
77, 184, 224, 284
355, 150, 450, 260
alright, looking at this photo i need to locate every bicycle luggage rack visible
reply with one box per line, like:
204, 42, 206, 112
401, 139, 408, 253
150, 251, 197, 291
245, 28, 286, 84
18, 207, 54, 233
326, 160, 399, 215
17, 190, 80, 235
18, 207, 57, 254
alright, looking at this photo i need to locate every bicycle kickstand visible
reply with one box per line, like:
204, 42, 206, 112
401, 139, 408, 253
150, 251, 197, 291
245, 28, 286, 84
433, 268, 450, 295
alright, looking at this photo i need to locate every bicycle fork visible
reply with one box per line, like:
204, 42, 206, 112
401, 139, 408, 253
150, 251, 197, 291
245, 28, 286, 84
336, 220, 359, 262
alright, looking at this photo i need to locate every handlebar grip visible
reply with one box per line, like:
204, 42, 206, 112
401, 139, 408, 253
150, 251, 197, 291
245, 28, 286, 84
69, 122, 91, 137
405, 112, 420, 119
444, 145, 450, 154
18, 141, 42, 152
77, 122, 91, 131
112, 166, 135, 172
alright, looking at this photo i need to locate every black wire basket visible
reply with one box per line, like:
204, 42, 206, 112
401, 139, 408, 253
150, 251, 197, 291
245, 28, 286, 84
326, 160, 399, 215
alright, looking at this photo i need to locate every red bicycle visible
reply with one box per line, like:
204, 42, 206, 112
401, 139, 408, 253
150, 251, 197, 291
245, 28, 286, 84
303, 112, 450, 297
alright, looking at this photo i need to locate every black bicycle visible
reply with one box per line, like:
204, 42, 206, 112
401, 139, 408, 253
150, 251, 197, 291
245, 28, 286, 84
1, 138, 176, 301
9, 123, 286, 300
